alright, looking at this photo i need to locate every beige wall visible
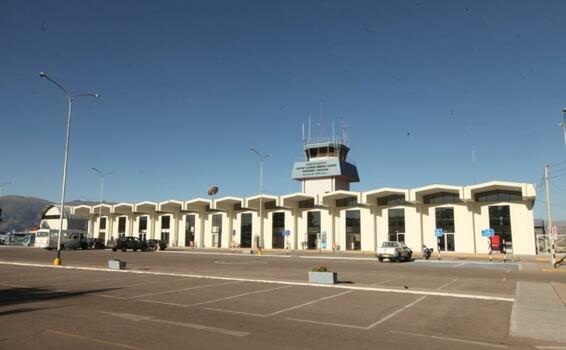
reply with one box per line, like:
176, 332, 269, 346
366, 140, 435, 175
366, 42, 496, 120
77, 182, 538, 255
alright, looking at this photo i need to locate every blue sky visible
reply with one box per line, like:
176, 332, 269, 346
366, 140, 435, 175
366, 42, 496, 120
1, 0, 566, 219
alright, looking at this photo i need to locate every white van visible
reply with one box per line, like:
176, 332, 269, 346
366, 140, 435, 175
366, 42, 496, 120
35, 229, 88, 250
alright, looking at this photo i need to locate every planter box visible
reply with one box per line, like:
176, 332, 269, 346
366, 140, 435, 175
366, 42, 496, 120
308, 271, 337, 285
108, 259, 126, 270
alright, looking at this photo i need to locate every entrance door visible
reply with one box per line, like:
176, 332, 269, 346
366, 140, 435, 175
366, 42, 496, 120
489, 205, 512, 252
307, 234, 317, 249
212, 214, 222, 248
437, 234, 455, 251
240, 213, 252, 248
161, 231, 170, 244
272, 212, 285, 249
185, 215, 195, 247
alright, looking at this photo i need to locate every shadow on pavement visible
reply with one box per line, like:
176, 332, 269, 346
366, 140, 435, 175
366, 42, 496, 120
0, 307, 47, 317
0, 287, 118, 307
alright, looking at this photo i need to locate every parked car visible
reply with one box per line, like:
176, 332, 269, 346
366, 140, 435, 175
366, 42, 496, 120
376, 241, 412, 262
88, 238, 106, 249
0, 232, 7, 245
147, 239, 167, 251
112, 237, 147, 252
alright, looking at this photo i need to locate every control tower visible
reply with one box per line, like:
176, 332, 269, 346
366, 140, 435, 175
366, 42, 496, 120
292, 134, 359, 195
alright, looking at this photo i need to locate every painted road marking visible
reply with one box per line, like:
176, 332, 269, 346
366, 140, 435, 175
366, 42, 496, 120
47, 274, 145, 287
366, 295, 427, 327
371, 275, 405, 286
436, 278, 459, 290
184, 285, 291, 307
390, 330, 508, 349
0, 282, 31, 288
129, 281, 240, 299
46, 329, 144, 350
164, 250, 290, 258
0, 261, 514, 302
286, 295, 428, 330
99, 311, 250, 337
203, 290, 354, 317
165, 250, 382, 261
267, 290, 353, 316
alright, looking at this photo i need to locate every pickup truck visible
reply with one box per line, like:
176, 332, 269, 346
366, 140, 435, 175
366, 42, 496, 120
376, 241, 412, 262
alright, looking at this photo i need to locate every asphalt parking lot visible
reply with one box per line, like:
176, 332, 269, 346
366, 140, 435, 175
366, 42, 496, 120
0, 247, 565, 349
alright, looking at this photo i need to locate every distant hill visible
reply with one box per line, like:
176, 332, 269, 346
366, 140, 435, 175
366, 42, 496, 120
0, 196, 52, 232
0, 196, 106, 233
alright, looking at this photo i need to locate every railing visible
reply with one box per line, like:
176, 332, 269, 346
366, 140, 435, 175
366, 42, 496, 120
303, 136, 347, 146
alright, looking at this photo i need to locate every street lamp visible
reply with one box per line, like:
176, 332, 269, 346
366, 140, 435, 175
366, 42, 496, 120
91, 168, 115, 241
560, 108, 566, 146
0, 180, 12, 197
40, 72, 99, 266
249, 147, 270, 252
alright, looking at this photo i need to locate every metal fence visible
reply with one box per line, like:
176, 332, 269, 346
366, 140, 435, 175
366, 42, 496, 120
536, 234, 566, 254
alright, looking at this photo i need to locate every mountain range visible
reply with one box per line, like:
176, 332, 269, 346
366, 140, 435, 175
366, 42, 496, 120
0, 196, 101, 232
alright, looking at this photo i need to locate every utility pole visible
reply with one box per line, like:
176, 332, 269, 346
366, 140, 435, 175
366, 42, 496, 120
544, 164, 556, 268
250, 147, 270, 254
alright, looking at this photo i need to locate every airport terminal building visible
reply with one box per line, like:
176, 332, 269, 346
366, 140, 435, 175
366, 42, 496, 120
50, 135, 537, 255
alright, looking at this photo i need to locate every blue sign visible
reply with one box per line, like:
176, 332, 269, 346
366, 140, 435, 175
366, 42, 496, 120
481, 228, 495, 237
435, 228, 444, 237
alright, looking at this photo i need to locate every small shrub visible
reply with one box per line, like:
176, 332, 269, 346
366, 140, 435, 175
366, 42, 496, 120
310, 266, 328, 272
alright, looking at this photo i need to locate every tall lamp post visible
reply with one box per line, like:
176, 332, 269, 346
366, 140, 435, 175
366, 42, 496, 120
0, 181, 12, 197
560, 108, 566, 147
40, 72, 99, 266
249, 147, 270, 252
91, 168, 115, 241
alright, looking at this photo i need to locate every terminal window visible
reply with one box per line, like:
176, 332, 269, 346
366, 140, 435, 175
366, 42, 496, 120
424, 192, 460, 204
118, 217, 126, 234
139, 216, 147, 233
388, 208, 405, 242
161, 215, 170, 230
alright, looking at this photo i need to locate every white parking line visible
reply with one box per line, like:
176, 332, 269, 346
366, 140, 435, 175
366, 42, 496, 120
46, 329, 143, 349
287, 295, 428, 329
285, 317, 367, 329
390, 330, 508, 349
0, 282, 31, 288
136, 299, 187, 307
371, 275, 405, 286
164, 250, 290, 258
0, 261, 514, 302
299, 255, 378, 261
203, 290, 354, 317
267, 290, 353, 316
365, 295, 427, 328
47, 274, 145, 287
437, 278, 458, 290
184, 285, 291, 307
99, 311, 250, 337
130, 281, 239, 299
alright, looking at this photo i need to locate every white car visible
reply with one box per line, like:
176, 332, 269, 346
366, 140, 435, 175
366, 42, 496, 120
376, 241, 413, 262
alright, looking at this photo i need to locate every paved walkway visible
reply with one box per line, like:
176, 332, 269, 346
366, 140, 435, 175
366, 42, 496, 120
510, 281, 566, 343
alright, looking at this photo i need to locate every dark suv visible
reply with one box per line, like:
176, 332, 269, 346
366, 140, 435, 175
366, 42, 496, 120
112, 237, 147, 252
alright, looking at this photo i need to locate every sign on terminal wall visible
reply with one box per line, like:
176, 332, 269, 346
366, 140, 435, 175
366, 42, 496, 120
292, 159, 341, 179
